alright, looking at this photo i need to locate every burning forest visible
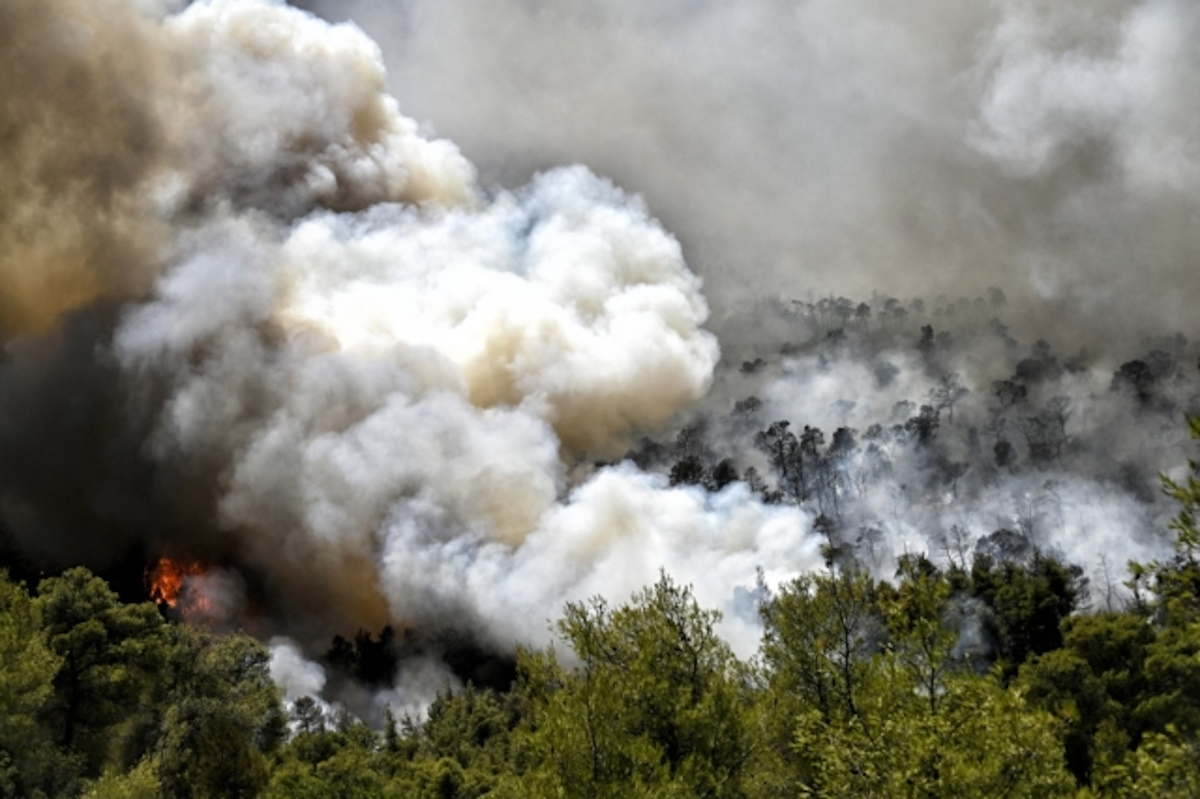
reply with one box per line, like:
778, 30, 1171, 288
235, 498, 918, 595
3, 0, 1200, 795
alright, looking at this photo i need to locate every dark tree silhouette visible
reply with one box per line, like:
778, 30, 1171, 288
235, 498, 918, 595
931, 373, 969, 424
993, 379, 1027, 408
1112, 359, 1157, 404
755, 421, 807, 502
905, 405, 940, 445
669, 454, 706, 487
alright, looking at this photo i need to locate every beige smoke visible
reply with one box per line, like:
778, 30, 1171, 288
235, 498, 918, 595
0, 0, 171, 333
162, 0, 478, 215
0, 0, 476, 336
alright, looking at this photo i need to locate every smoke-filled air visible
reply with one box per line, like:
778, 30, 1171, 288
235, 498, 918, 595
3, 0, 1198, 719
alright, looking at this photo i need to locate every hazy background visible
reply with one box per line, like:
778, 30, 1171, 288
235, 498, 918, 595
295, 0, 1200, 343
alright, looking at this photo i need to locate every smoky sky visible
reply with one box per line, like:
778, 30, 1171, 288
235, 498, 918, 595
298, 0, 1200, 343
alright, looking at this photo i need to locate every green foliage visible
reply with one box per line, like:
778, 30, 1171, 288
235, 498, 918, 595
760, 567, 880, 723
80, 760, 162, 799
1087, 726, 1200, 798
791, 671, 1073, 798
0, 573, 58, 734
509, 574, 755, 798
884, 555, 957, 715
1151, 416, 1200, 624
418, 685, 522, 784
309, 747, 389, 799
153, 630, 283, 799
266, 713, 386, 799
767, 560, 1074, 797
158, 697, 271, 799
1135, 618, 1200, 737
263, 758, 330, 799
36, 567, 166, 772
0, 572, 73, 798
1019, 612, 1153, 782
265, 684, 519, 799
390, 756, 477, 799
967, 552, 1086, 673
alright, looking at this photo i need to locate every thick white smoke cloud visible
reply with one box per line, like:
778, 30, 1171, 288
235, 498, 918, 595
162, 0, 478, 214
93, 0, 811, 673
377, 469, 817, 656
269, 637, 329, 704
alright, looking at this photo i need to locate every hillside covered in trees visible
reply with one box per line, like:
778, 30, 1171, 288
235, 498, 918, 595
4, 418, 1200, 797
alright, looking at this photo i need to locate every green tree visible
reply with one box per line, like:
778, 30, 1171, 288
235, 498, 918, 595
36, 567, 165, 776
756, 567, 881, 794
884, 556, 957, 716
152, 629, 282, 799
267, 706, 388, 799
418, 686, 522, 787
791, 669, 1074, 797
1087, 726, 1200, 798
760, 567, 880, 722
1019, 612, 1153, 783
1150, 415, 1200, 624
0, 571, 71, 798
776, 560, 1073, 796
967, 552, 1087, 675
80, 759, 162, 799
507, 575, 754, 798
310, 747, 387, 799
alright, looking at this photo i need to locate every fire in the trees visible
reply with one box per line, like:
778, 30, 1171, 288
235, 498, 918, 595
146, 556, 206, 609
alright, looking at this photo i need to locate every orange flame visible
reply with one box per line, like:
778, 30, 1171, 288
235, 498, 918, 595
147, 556, 206, 608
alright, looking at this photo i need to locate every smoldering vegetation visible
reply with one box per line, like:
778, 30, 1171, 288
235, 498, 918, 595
628, 290, 1195, 598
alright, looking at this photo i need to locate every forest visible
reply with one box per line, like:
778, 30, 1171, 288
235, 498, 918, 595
3, 401, 1200, 796
6, 284, 1200, 798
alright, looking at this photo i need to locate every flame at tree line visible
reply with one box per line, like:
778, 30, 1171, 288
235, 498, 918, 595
145, 556, 207, 610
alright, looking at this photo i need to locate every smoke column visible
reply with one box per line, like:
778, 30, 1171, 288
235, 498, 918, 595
0, 0, 818, 672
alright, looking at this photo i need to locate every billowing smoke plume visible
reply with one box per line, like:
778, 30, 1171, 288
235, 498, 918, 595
292, 0, 1200, 612
0, 0, 814, 679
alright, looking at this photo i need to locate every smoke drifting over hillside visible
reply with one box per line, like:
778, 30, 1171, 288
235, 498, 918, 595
1, 0, 1197, 715
303, 0, 1200, 344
